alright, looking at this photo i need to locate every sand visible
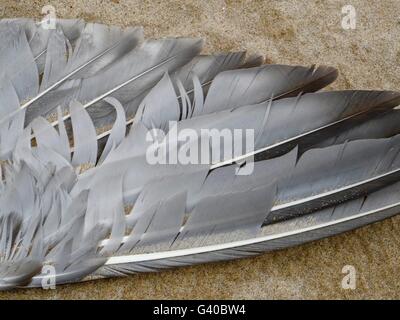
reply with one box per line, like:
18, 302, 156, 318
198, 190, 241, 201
1, 0, 400, 299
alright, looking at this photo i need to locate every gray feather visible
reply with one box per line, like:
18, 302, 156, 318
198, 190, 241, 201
0, 23, 38, 102
201, 64, 338, 114
267, 135, 400, 223
70, 101, 98, 166
3, 19, 400, 290
304, 109, 400, 151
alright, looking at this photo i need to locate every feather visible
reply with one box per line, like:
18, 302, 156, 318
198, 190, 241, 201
89, 63, 338, 157
92, 155, 400, 277
95, 52, 252, 153
31, 116, 69, 161
1, 18, 85, 72
267, 135, 400, 223
304, 109, 400, 151
53, 37, 204, 129
0, 78, 26, 159
92, 65, 342, 167
2, 18, 400, 290
171, 52, 247, 92
99, 132, 400, 253
94, 180, 400, 276
228, 90, 400, 163
201, 64, 338, 115
97, 97, 127, 164
0, 22, 38, 102
69, 101, 98, 167
0, 151, 108, 289
68, 85, 400, 223
0, 21, 143, 125
0, 19, 339, 159
23, 23, 144, 123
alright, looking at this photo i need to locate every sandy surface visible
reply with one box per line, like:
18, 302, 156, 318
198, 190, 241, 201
1, 0, 400, 299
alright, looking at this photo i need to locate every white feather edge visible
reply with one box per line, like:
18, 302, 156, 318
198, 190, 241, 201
22, 197, 397, 287
101, 200, 399, 265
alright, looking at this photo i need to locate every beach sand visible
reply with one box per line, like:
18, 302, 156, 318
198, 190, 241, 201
1, 0, 400, 299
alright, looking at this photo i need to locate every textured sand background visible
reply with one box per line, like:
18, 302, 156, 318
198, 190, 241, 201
1, 0, 400, 299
